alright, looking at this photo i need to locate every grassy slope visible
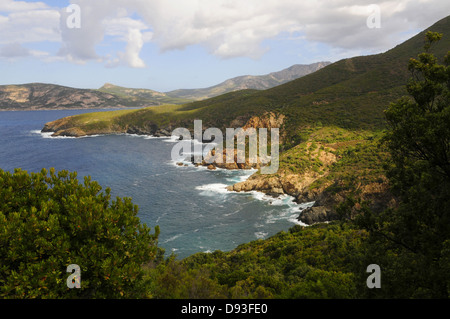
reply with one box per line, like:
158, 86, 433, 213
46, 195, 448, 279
98, 84, 193, 105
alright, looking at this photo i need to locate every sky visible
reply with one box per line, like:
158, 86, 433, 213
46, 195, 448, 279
0, 0, 449, 92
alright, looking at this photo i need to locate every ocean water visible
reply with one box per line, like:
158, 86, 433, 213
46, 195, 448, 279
0, 109, 312, 259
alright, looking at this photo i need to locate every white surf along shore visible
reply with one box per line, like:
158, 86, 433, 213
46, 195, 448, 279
32, 130, 314, 227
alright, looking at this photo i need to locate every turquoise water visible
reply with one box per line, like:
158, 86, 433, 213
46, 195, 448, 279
0, 109, 311, 259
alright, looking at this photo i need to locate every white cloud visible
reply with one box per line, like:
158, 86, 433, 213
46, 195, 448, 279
124, 0, 450, 57
0, 42, 30, 58
0, 9, 60, 45
119, 28, 146, 68
0, 0, 48, 12
56, 0, 152, 68
1, 0, 450, 65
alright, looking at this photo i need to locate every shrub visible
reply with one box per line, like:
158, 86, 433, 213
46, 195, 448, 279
0, 168, 160, 299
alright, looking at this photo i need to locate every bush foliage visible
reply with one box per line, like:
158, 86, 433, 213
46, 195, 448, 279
0, 168, 160, 299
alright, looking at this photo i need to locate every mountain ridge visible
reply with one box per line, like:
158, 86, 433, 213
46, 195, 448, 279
165, 62, 331, 100
0, 61, 330, 110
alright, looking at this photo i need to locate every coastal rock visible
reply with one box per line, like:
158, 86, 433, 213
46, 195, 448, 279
298, 206, 338, 225
51, 127, 86, 137
227, 175, 284, 195
199, 147, 261, 171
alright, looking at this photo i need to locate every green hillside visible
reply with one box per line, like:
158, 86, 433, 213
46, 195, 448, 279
165, 62, 331, 100
98, 83, 193, 105
175, 15, 450, 139
49, 15, 450, 139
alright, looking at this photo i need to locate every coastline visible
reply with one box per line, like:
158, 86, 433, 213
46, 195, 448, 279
39, 111, 396, 226
35, 128, 316, 225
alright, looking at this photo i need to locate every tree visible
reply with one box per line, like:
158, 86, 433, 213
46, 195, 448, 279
0, 168, 160, 298
355, 31, 450, 298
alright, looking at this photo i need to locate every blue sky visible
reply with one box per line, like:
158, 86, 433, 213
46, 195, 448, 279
1, 0, 449, 92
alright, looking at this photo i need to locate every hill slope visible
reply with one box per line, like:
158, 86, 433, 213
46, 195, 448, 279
98, 83, 193, 106
0, 83, 132, 110
0, 62, 329, 111
166, 62, 331, 100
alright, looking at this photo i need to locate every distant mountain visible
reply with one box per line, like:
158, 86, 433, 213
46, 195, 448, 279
98, 83, 192, 106
0, 62, 329, 110
166, 62, 331, 100
0, 83, 133, 111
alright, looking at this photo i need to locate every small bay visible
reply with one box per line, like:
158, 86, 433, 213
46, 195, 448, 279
0, 109, 310, 259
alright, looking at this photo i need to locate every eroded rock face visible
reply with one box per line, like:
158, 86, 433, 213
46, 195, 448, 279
295, 178, 397, 225
297, 206, 338, 225
243, 112, 286, 131
227, 175, 284, 196
51, 127, 87, 137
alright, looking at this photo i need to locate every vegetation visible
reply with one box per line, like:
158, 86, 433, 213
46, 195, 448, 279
349, 31, 450, 298
0, 168, 161, 298
1, 18, 449, 299
98, 83, 192, 106
145, 223, 365, 299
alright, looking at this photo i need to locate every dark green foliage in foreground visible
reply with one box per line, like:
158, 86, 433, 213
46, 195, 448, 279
351, 32, 450, 298
0, 168, 161, 299
145, 223, 366, 299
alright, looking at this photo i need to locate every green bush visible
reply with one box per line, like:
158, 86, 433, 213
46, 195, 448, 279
0, 168, 160, 299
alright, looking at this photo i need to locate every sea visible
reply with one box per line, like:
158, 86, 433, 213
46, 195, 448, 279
0, 109, 313, 259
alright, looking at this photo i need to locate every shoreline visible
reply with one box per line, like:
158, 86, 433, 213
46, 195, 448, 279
34, 128, 314, 225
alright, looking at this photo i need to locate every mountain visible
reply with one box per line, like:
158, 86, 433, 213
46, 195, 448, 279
0, 83, 129, 111
166, 62, 331, 100
98, 83, 192, 106
98, 62, 331, 103
0, 62, 329, 111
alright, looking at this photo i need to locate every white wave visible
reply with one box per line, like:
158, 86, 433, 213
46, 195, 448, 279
31, 130, 76, 139
162, 233, 183, 244
255, 231, 269, 239
195, 183, 230, 195
163, 135, 183, 143
144, 135, 171, 139
263, 200, 314, 226
30, 130, 103, 139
